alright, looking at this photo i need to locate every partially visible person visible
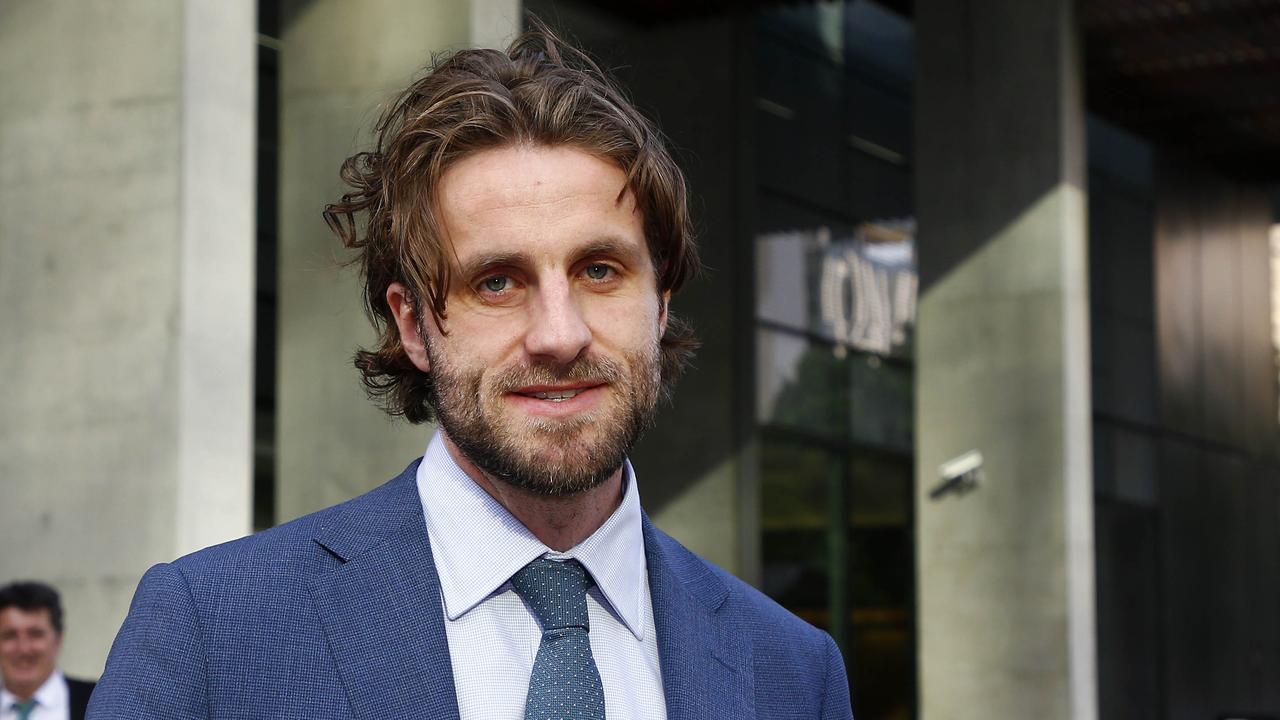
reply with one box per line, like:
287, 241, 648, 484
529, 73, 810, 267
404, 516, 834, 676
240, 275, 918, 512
0, 582, 94, 720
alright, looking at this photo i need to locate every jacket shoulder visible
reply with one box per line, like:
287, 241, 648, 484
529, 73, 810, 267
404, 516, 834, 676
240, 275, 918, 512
166, 458, 423, 579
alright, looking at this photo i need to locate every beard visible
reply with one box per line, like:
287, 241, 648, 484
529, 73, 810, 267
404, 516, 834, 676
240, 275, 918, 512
423, 340, 663, 497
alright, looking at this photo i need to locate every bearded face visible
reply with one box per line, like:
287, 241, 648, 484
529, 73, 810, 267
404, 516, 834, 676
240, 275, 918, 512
424, 338, 662, 496
391, 146, 672, 496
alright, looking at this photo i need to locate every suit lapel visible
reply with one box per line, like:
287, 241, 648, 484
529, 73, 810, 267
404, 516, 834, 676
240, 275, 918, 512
304, 468, 755, 720
644, 519, 754, 720
309, 467, 461, 720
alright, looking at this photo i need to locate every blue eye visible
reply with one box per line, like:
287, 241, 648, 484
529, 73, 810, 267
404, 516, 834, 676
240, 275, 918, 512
584, 264, 611, 280
482, 276, 509, 293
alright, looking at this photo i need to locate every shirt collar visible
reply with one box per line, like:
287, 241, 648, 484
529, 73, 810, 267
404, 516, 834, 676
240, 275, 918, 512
416, 431, 648, 640
2, 669, 66, 712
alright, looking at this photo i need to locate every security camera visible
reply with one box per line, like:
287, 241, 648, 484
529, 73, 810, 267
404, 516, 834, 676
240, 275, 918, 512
929, 450, 983, 500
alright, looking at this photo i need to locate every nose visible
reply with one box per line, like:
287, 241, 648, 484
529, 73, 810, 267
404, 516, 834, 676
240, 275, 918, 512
524, 277, 592, 365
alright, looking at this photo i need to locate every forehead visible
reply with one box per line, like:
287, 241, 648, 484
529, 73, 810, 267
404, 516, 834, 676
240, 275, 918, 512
436, 144, 647, 262
0, 606, 54, 633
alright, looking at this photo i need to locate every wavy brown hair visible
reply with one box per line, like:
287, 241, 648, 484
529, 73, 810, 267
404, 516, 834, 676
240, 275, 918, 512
324, 22, 700, 424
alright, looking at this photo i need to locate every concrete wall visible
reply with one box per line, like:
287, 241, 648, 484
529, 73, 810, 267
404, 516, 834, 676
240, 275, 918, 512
274, 0, 518, 522
914, 1, 1096, 718
0, 0, 255, 678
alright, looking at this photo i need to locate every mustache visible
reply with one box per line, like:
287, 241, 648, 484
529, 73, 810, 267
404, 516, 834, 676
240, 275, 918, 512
488, 354, 625, 393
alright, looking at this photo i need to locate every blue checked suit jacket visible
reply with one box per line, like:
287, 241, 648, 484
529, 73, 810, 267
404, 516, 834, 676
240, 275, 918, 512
89, 461, 853, 719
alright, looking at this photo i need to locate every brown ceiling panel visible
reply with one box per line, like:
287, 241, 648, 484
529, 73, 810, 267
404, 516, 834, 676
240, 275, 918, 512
1082, 0, 1280, 179
569, 0, 1278, 176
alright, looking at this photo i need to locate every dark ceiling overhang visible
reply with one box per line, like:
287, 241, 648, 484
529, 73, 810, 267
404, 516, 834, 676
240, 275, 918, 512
580, 0, 1280, 181
576, 0, 912, 24
1082, 0, 1280, 181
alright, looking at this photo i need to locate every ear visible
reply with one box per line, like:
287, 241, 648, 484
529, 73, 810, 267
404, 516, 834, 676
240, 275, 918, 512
658, 290, 671, 336
387, 283, 432, 373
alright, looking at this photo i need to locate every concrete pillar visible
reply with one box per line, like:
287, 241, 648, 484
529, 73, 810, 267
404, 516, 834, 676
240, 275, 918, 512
914, 1, 1096, 718
0, 0, 255, 677
275, 0, 519, 521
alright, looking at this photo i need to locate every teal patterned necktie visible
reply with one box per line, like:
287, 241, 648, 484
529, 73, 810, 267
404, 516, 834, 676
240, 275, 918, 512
11, 700, 37, 720
510, 558, 606, 720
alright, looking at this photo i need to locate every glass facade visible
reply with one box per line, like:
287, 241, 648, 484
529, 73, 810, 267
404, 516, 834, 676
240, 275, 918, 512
753, 4, 917, 718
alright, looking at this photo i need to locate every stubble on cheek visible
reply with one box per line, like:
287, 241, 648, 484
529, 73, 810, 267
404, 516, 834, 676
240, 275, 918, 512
422, 337, 662, 496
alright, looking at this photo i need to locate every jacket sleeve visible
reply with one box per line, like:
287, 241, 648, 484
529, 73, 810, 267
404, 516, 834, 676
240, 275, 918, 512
819, 632, 855, 720
87, 563, 210, 720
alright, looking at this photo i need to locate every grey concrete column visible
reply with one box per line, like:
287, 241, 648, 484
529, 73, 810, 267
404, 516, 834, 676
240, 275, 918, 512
275, 0, 518, 522
914, 1, 1096, 718
0, 0, 255, 677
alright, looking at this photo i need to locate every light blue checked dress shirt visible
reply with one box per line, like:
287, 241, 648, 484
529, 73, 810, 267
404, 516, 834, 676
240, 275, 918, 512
416, 433, 668, 720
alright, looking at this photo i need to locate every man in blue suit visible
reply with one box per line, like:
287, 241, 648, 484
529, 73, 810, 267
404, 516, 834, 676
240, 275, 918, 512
90, 25, 853, 720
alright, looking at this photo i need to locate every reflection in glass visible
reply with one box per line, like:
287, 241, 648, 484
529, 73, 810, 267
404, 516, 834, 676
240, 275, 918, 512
756, 221, 917, 358
760, 439, 835, 616
850, 356, 913, 452
757, 328, 914, 450
849, 455, 912, 608
757, 328, 850, 438
758, 435, 915, 720
848, 454, 913, 720
849, 454, 911, 528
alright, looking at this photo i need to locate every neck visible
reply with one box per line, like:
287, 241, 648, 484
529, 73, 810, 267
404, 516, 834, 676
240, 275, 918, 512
442, 435, 625, 552
5, 679, 41, 703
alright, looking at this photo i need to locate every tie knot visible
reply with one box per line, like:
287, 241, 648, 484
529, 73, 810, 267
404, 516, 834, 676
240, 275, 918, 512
12, 700, 37, 720
510, 558, 594, 632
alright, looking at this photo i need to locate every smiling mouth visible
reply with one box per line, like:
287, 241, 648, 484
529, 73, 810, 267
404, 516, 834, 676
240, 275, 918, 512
530, 389, 583, 401
513, 384, 602, 402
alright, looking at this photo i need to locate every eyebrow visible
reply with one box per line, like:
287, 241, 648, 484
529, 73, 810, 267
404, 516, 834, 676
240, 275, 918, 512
455, 236, 646, 280
457, 251, 528, 281
571, 237, 645, 266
